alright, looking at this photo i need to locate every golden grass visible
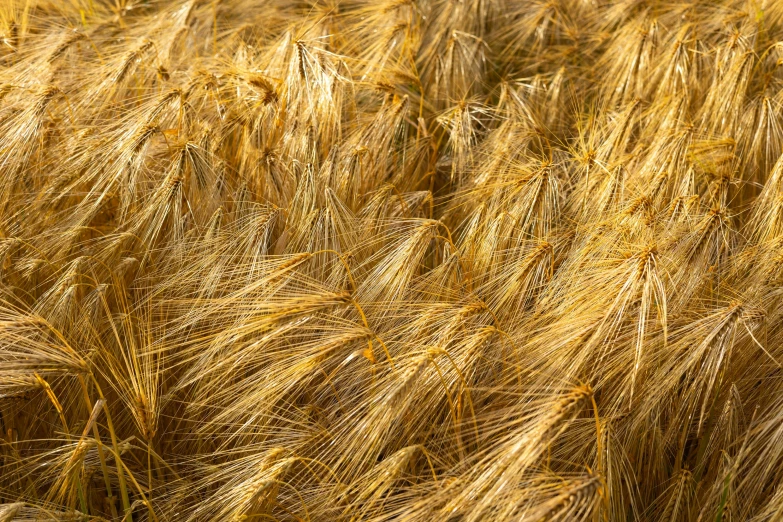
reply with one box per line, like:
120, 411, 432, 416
1, 0, 783, 520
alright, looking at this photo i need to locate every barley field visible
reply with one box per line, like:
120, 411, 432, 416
1, 0, 783, 520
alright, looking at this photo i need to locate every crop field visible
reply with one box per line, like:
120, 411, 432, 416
1, 0, 783, 520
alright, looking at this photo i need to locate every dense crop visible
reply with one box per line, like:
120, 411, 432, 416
1, 0, 783, 520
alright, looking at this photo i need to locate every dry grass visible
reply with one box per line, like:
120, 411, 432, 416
1, 0, 783, 520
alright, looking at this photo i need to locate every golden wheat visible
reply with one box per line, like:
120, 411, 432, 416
2, 0, 783, 520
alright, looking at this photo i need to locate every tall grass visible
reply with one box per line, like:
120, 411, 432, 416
1, 0, 783, 520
